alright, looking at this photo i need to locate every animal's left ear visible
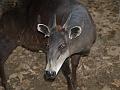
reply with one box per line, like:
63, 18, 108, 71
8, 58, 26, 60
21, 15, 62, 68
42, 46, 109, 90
69, 26, 82, 39
37, 24, 50, 37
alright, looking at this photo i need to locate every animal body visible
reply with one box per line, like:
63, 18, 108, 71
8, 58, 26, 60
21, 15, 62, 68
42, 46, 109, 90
0, 0, 96, 90
37, 0, 96, 90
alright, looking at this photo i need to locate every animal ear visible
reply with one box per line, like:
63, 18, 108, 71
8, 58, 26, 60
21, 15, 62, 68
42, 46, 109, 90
37, 24, 50, 37
69, 26, 82, 39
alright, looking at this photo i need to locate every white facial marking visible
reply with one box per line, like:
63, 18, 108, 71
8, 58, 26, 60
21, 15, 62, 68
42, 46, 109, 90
45, 50, 69, 75
37, 24, 50, 32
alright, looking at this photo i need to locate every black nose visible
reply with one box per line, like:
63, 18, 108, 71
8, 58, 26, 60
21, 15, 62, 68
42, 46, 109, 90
44, 70, 56, 80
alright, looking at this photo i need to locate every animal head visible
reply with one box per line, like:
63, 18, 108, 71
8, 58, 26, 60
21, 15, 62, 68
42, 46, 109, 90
37, 14, 82, 80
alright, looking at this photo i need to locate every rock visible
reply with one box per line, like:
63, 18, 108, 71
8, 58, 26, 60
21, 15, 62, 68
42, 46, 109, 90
102, 56, 111, 60
107, 46, 120, 56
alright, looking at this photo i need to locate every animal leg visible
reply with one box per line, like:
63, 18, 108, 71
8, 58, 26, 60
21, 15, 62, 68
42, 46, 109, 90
61, 58, 72, 90
62, 55, 80, 90
71, 54, 81, 90
0, 62, 8, 90
0, 34, 17, 90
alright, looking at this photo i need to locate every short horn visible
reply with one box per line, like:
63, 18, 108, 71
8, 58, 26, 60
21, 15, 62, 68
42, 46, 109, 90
51, 14, 57, 29
63, 14, 71, 29
37, 15, 41, 23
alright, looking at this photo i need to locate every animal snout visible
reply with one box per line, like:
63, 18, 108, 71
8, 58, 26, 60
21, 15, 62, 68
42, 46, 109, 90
44, 70, 56, 80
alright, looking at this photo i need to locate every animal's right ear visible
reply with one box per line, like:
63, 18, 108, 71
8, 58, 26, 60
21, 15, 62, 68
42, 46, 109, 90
37, 24, 50, 37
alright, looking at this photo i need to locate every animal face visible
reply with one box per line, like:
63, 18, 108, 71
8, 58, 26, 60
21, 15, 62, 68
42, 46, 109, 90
37, 15, 82, 80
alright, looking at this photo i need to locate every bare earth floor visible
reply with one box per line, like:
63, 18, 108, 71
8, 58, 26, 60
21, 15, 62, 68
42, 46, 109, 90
0, 0, 120, 90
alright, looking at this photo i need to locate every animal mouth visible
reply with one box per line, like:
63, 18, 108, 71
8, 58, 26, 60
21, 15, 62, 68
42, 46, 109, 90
45, 50, 70, 80
44, 70, 56, 81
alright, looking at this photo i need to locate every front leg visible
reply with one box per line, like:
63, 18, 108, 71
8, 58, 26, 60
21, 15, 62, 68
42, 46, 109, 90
61, 58, 72, 90
71, 54, 80, 90
62, 54, 80, 90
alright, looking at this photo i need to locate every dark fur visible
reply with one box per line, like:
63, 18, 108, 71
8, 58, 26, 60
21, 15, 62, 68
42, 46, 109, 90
0, 0, 64, 51
0, 0, 65, 89
0, 0, 88, 90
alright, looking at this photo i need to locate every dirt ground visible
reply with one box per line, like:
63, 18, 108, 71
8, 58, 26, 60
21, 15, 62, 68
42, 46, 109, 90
0, 0, 120, 90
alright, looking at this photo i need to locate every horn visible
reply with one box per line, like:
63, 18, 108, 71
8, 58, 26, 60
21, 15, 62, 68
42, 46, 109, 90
37, 15, 41, 23
51, 14, 57, 29
63, 14, 71, 29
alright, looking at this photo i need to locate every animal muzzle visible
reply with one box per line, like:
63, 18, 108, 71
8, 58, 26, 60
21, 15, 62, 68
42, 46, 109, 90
44, 70, 56, 81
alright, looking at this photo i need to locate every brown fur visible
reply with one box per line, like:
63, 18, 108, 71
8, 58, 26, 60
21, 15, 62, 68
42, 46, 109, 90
0, 0, 64, 51
0, 1, 63, 88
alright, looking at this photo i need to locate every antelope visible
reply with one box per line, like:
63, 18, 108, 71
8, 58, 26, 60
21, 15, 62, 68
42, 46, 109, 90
37, 0, 96, 90
0, 0, 96, 90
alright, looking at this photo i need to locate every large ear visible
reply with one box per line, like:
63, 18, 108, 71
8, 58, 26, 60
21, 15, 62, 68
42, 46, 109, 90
69, 26, 82, 39
37, 24, 50, 37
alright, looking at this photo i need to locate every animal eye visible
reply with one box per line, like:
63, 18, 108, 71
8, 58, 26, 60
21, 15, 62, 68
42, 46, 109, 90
58, 43, 66, 52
